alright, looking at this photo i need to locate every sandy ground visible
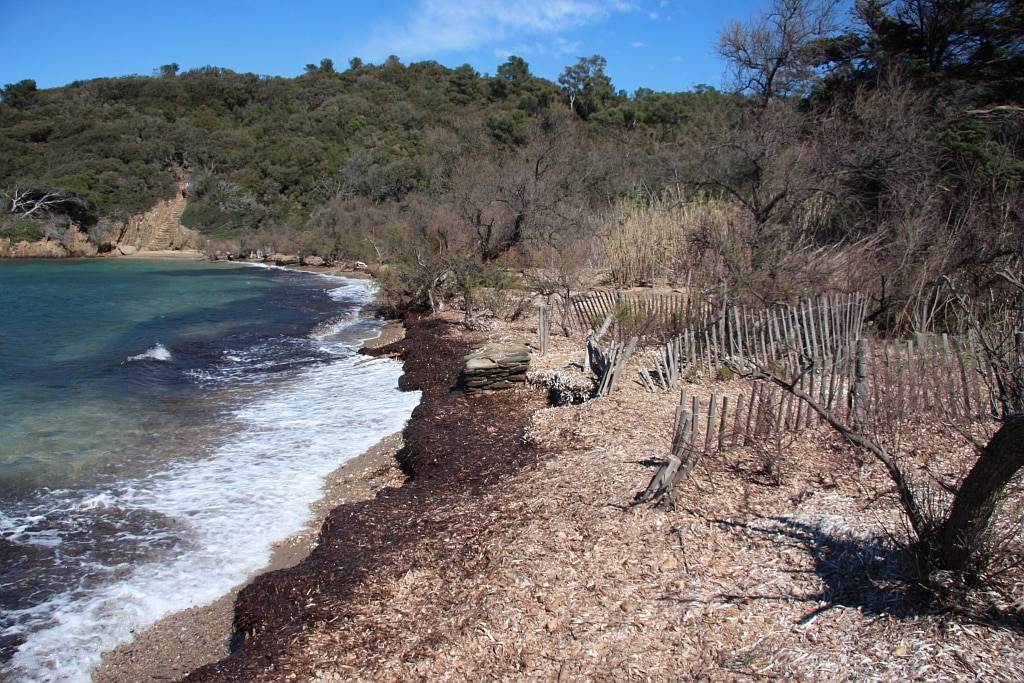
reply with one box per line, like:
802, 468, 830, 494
114, 249, 208, 260
91, 321, 407, 683
180, 310, 1022, 683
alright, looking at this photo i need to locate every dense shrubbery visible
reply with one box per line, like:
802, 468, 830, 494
1, 0, 1021, 330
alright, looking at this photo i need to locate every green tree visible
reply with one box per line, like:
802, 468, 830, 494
489, 56, 556, 113
558, 55, 615, 119
154, 63, 179, 78
305, 58, 336, 74
1, 79, 39, 110
447, 64, 483, 105
853, 0, 1024, 104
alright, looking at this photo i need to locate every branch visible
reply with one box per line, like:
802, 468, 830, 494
963, 105, 1024, 117
5, 187, 90, 220
997, 269, 1024, 294
727, 358, 929, 539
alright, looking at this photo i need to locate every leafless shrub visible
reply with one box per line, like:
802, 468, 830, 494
748, 384, 792, 486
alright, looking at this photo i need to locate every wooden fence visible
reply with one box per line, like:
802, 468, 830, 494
635, 332, 1011, 459
545, 290, 1017, 448
568, 290, 869, 366
569, 289, 712, 340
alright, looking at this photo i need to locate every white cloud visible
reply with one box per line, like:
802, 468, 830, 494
490, 36, 581, 66
361, 0, 637, 61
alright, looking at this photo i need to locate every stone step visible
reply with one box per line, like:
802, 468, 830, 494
461, 340, 533, 395
145, 199, 185, 250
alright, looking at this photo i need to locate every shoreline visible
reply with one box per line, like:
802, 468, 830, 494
91, 320, 408, 683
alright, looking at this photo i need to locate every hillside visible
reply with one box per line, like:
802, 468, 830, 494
3, 0, 1022, 322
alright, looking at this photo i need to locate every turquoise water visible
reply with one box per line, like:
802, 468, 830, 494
0, 259, 420, 682
2, 260, 280, 489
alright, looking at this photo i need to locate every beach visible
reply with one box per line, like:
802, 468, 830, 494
93, 309, 1022, 682
91, 320, 408, 683
91, 432, 408, 683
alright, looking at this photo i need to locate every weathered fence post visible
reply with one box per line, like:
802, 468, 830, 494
718, 395, 731, 451
853, 338, 869, 432
636, 407, 694, 505
538, 304, 550, 357
1015, 331, 1024, 413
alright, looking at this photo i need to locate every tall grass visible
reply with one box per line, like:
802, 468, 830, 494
600, 193, 745, 290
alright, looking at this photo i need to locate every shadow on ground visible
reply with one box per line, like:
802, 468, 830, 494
710, 515, 1022, 632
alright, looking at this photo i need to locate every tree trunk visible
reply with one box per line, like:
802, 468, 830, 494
938, 413, 1024, 573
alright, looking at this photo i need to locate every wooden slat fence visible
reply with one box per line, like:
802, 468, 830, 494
633, 296, 1015, 446
587, 333, 638, 397
643, 333, 1011, 450
550, 290, 1017, 443
857, 331, 999, 424
569, 289, 715, 340
638, 293, 868, 386
679, 382, 830, 451
641, 332, 1009, 455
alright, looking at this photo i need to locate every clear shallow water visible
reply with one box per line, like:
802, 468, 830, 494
0, 259, 420, 682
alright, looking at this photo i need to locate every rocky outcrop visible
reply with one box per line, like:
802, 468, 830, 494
1, 193, 200, 258
116, 194, 198, 253
268, 253, 300, 266
461, 340, 532, 395
0, 225, 98, 258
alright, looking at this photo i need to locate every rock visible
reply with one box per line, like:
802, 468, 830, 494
302, 255, 325, 267
461, 340, 532, 395
11, 238, 67, 258
273, 254, 300, 266
119, 245, 139, 255
658, 555, 679, 572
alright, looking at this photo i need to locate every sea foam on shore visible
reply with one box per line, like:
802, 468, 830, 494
1, 268, 420, 683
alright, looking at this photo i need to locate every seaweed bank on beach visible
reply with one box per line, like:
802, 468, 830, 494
101, 308, 1021, 682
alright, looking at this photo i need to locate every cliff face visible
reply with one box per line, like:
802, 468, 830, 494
0, 193, 200, 258
114, 193, 199, 254
0, 225, 98, 258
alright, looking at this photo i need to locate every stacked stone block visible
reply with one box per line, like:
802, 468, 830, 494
462, 341, 532, 395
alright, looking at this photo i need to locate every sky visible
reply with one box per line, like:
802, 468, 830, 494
0, 1, 778, 96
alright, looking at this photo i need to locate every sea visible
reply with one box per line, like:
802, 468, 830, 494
0, 258, 421, 682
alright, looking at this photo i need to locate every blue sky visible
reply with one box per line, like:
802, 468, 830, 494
1, 1, 777, 95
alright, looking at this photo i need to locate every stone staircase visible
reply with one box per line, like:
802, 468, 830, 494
145, 198, 186, 251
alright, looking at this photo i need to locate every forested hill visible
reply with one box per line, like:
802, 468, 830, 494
2, 0, 1022, 325
0, 55, 717, 249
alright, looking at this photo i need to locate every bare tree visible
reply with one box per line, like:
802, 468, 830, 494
448, 110, 604, 264
717, 0, 846, 105
4, 187, 93, 222
683, 0, 852, 304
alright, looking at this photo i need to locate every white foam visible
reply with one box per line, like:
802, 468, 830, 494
327, 280, 377, 305
310, 311, 362, 340
126, 343, 171, 362
5, 325, 420, 682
